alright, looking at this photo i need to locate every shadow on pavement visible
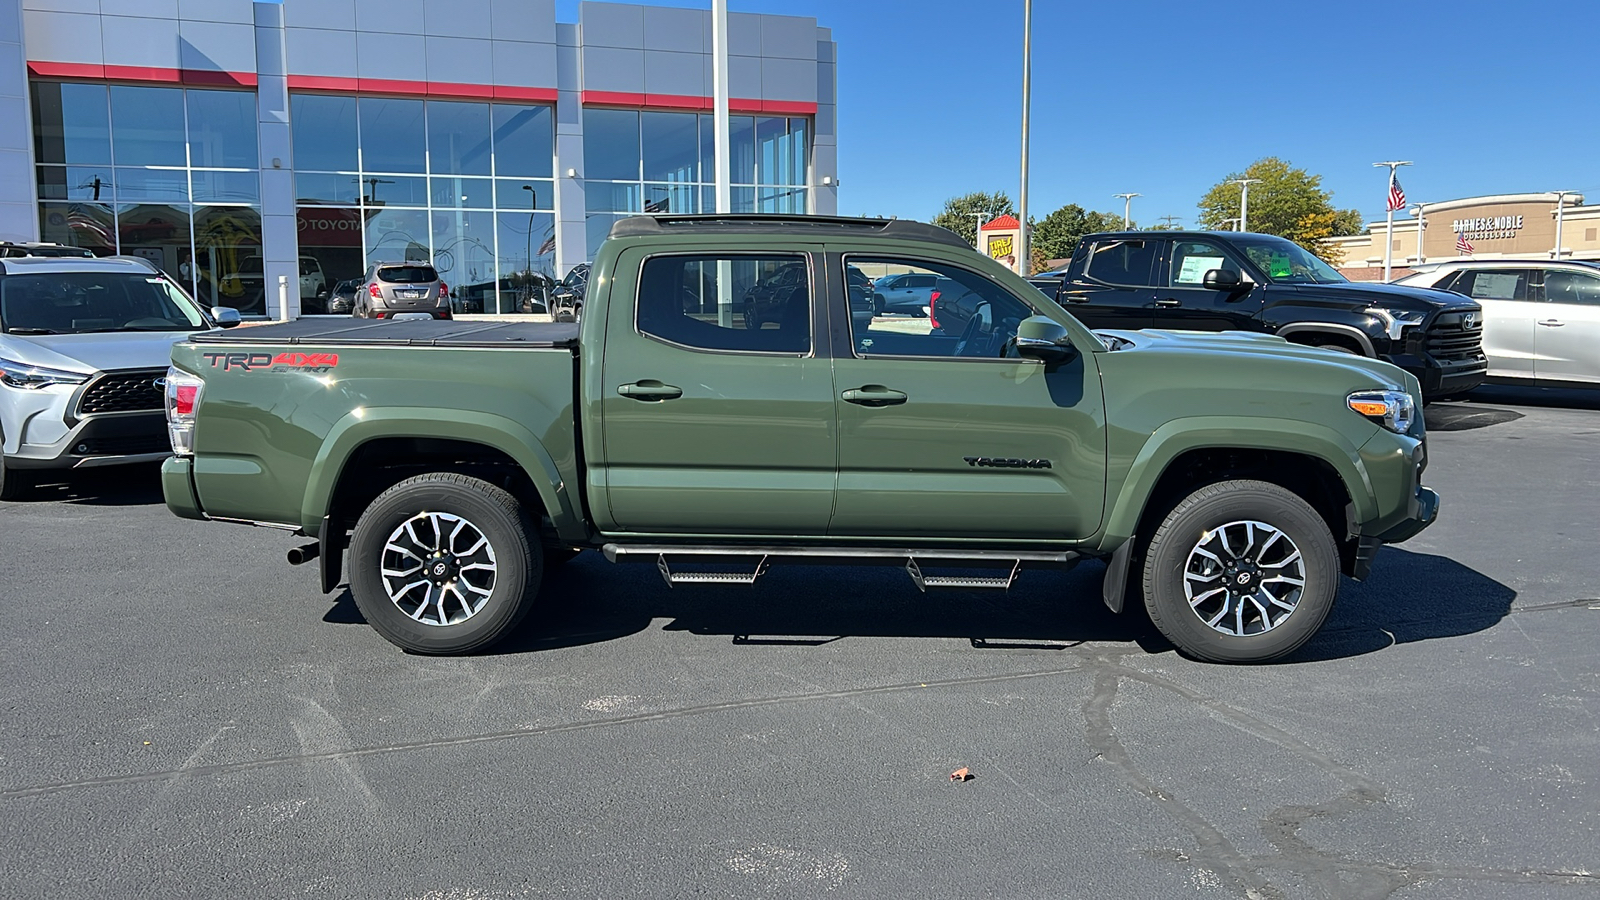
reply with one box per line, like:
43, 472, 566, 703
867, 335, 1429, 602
1423, 403, 1524, 432
1465, 383, 1600, 411
17, 462, 166, 506
313, 545, 1513, 664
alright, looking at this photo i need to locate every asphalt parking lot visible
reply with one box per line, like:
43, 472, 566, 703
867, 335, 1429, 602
2, 385, 1598, 900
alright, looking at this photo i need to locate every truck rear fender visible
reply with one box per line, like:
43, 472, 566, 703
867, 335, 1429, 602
303, 407, 582, 542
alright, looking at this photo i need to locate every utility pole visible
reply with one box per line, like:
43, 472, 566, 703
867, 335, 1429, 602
1373, 160, 1412, 282
1229, 178, 1261, 233
1016, 0, 1032, 274
1409, 203, 1426, 264
1158, 215, 1182, 229
1551, 190, 1576, 259
1113, 192, 1140, 229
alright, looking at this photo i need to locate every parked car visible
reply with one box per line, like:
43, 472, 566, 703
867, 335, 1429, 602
0, 254, 239, 500
353, 263, 452, 320
1392, 259, 1600, 387
324, 279, 360, 315
163, 213, 1438, 664
516, 274, 556, 315
846, 264, 874, 316
550, 263, 589, 323
1029, 231, 1487, 399
870, 271, 938, 316
226, 255, 329, 314
743, 261, 808, 329
0, 241, 95, 259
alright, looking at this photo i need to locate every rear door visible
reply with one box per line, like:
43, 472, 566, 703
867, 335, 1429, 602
1534, 268, 1600, 383
829, 251, 1106, 540
598, 245, 837, 535
1153, 238, 1263, 331
1445, 268, 1537, 378
1055, 237, 1159, 330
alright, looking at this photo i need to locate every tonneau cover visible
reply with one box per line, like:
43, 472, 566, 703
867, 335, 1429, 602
189, 318, 579, 349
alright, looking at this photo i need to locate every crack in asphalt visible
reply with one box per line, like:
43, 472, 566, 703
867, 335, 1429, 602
1079, 654, 1599, 898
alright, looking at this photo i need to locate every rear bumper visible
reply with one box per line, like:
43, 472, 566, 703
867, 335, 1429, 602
161, 456, 205, 520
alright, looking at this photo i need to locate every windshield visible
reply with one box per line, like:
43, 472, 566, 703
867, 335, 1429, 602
1229, 237, 1347, 284
0, 272, 209, 334
377, 265, 438, 284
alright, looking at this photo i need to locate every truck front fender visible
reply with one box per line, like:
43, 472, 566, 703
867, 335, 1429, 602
301, 407, 581, 540
1100, 416, 1377, 549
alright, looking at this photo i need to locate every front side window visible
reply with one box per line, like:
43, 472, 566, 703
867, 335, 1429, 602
1229, 237, 1346, 284
846, 257, 1038, 360
1169, 240, 1243, 287
1083, 239, 1158, 287
1542, 269, 1600, 306
636, 254, 810, 354
0, 272, 207, 334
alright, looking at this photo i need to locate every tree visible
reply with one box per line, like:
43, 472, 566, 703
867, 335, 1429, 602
1032, 204, 1128, 263
931, 191, 1015, 247
1196, 158, 1362, 259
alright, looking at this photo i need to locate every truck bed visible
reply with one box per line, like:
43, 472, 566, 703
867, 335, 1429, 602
191, 319, 580, 349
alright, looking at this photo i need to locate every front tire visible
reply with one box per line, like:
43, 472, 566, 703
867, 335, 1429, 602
1141, 479, 1338, 663
348, 473, 542, 654
0, 455, 32, 502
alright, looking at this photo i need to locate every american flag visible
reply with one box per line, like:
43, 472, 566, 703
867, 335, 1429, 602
1456, 231, 1473, 255
1386, 173, 1407, 212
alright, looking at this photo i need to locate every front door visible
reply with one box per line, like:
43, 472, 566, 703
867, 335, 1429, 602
598, 246, 836, 535
1154, 238, 1263, 331
829, 252, 1106, 540
1055, 237, 1160, 330
1535, 268, 1600, 384
1447, 268, 1538, 378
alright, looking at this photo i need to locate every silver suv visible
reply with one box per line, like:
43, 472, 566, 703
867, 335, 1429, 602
354, 263, 452, 320
0, 256, 237, 500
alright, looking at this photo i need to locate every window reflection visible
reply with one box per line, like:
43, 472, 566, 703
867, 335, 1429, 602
359, 97, 427, 173
491, 105, 554, 178
111, 85, 188, 167
116, 203, 190, 282
430, 210, 496, 311
291, 94, 359, 172
38, 203, 115, 256
187, 90, 258, 169
427, 101, 493, 176
32, 82, 111, 165
496, 211, 556, 313
193, 206, 263, 311
364, 207, 432, 264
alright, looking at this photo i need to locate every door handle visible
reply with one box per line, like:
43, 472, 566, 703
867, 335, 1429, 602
1538, 319, 1566, 327
617, 380, 683, 401
1155, 298, 1181, 307
841, 385, 908, 407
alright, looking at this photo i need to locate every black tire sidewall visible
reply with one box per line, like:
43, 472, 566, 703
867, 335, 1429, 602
348, 475, 541, 654
1143, 481, 1338, 664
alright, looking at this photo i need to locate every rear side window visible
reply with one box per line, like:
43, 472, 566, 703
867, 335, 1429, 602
636, 254, 810, 354
1083, 239, 1158, 286
1451, 269, 1530, 302
377, 265, 438, 283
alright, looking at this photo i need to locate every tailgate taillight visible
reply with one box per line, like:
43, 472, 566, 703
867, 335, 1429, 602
164, 367, 204, 456
368, 283, 381, 298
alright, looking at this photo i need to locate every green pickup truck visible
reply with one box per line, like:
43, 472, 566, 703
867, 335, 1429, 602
161, 215, 1437, 663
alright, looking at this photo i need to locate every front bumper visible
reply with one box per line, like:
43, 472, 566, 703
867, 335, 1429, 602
1348, 432, 1439, 579
4, 410, 170, 470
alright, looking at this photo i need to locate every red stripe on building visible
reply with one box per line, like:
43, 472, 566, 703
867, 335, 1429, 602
29, 60, 257, 87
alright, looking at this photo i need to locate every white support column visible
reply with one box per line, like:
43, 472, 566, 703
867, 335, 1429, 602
712, 0, 732, 326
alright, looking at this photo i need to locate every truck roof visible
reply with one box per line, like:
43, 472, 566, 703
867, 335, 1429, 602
1082, 230, 1277, 242
608, 214, 972, 251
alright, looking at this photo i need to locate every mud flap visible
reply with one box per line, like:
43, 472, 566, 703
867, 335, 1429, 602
319, 514, 343, 594
1101, 539, 1134, 613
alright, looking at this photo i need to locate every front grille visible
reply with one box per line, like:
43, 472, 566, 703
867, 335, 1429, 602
1422, 311, 1484, 361
72, 434, 170, 456
77, 369, 167, 415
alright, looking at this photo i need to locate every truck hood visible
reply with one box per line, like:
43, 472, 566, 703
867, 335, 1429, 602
0, 330, 203, 374
1098, 328, 1416, 391
1270, 280, 1476, 314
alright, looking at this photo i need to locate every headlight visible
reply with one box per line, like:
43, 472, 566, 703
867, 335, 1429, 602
0, 358, 91, 389
1348, 389, 1416, 433
1366, 307, 1427, 341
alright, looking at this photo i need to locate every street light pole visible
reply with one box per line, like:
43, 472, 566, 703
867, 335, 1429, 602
1017, 0, 1031, 274
1409, 203, 1426, 264
1228, 178, 1261, 233
1551, 190, 1575, 259
1113, 192, 1140, 229
1373, 160, 1412, 282
968, 212, 987, 249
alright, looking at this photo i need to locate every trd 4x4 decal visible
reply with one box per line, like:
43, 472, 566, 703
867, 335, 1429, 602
202, 352, 340, 373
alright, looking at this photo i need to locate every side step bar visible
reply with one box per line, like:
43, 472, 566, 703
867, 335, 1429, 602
602, 543, 1077, 592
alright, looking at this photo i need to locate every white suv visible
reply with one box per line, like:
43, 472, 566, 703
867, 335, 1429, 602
0, 256, 239, 500
1394, 259, 1600, 387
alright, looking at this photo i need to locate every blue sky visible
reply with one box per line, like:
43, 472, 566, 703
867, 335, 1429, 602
560, 0, 1600, 227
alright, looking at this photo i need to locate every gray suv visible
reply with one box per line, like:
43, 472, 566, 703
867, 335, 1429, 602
0, 255, 238, 500
354, 263, 452, 320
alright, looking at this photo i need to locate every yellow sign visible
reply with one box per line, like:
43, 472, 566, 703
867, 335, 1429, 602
986, 234, 1014, 259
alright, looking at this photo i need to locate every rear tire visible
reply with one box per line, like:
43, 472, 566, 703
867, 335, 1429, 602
348, 473, 542, 654
1141, 479, 1338, 664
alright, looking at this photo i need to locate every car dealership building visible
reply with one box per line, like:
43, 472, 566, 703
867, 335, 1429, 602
0, 0, 837, 315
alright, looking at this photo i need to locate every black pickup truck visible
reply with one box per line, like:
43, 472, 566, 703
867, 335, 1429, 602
1028, 232, 1487, 398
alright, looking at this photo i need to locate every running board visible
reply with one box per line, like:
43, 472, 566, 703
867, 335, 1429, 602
601, 543, 1077, 592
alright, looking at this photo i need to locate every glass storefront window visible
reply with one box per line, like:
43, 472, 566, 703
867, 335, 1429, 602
494, 178, 553, 211
191, 170, 260, 204
193, 206, 263, 310
427, 100, 493, 176
114, 167, 190, 203
643, 182, 695, 215
364, 207, 432, 265
37, 202, 115, 256
642, 111, 698, 183
430, 176, 494, 209
496, 211, 557, 313
36, 166, 115, 202
32, 82, 111, 165
291, 94, 359, 173
186, 90, 258, 169
296, 206, 365, 303
295, 172, 362, 205
359, 97, 426, 173
358, 174, 428, 207
430, 209, 496, 310
583, 109, 642, 181
110, 85, 187, 167
116, 203, 190, 281
586, 182, 641, 214
729, 115, 756, 185
491, 105, 554, 178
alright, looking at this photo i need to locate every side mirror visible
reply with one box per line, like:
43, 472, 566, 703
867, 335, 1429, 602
211, 306, 242, 328
1014, 315, 1078, 366
1202, 269, 1243, 291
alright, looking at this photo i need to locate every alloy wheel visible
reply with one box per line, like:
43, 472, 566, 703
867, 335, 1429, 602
380, 511, 498, 626
1182, 519, 1306, 636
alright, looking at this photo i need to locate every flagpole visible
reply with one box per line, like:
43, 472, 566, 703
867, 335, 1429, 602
1373, 160, 1412, 282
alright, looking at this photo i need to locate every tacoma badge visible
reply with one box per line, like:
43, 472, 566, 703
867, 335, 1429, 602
963, 456, 1052, 469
